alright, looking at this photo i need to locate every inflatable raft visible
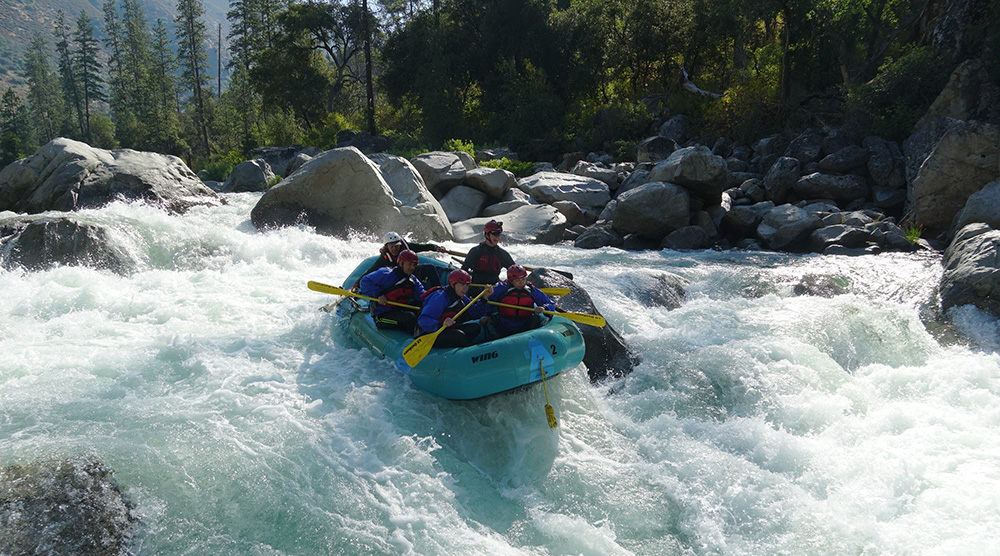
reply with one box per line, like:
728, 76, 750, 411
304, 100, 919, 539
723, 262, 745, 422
334, 256, 586, 400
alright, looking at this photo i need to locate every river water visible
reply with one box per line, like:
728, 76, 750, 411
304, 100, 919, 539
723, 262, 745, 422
2, 193, 999, 555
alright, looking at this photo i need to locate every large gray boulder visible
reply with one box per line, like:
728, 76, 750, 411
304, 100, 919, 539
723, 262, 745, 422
221, 159, 274, 192
762, 156, 800, 204
518, 171, 611, 208
756, 204, 822, 251
903, 118, 1000, 234
0, 215, 138, 273
438, 185, 488, 222
0, 137, 221, 215
452, 204, 566, 244
249, 145, 322, 177
940, 223, 1000, 315
463, 166, 515, 198
793, 172, 869, 204
951, 178, 1000, 236
612, 181, 690, 240
250, 147, 452, 239
528, 268, 638, 382
410, 151, 473, 197
648, 145, 728, 204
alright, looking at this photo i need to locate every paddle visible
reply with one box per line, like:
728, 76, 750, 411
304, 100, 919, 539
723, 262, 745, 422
473, 284, 571, 297
445, 249, 574, 280
307, 281, 420, 310
402, 288, 490, 367
487, 301, 606, 327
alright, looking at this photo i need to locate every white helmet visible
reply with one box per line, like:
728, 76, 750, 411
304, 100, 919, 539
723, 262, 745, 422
382, 231, 403, 244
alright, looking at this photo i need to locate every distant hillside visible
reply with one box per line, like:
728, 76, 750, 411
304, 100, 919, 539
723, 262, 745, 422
0, 0, 230, 94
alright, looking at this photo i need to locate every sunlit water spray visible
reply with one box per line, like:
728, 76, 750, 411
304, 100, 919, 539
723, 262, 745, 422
2, 193, 999, 554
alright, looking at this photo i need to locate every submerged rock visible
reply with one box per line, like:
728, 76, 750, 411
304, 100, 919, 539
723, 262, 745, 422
0, 456, 138, 556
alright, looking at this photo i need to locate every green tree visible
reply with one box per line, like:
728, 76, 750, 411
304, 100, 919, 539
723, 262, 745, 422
24, 34, 67, 143
150, 19, 185, 154
73, 10, 107, 143
55, 10, 84, 138
175, 0, 213, 156
1, 88, 32, 165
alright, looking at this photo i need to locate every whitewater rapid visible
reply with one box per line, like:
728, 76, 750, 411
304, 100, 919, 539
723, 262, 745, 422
2, 193, 999, 555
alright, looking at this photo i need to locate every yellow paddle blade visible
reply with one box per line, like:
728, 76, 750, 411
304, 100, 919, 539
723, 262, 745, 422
555, 311, 606, 327
540, 287, 570, 297
402, 329, 440, 367
545, 404, 558, 428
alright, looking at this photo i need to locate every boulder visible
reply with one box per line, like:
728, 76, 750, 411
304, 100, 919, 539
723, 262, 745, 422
756, 204, 822, 251
463, 166, 515, 198
951, 178, 1000, 236
572, 161, 618, 189
762, 156, 800, 204
816, 145, 869, 174
913, 58, 1000, 132
410, 151, 470, 197
617, 268, 688, 309
221, 159, 274, 192
783, 128, 824, 165
636, 135, 677, 163
574, 221, 624, 249
518, 171, 611, 208
0, 456, 138, 556
793, 172, 870, 204
648, 145, 728, 204
661, 225, 712, 250
0, 215, 137, 274
903, 118, 1000, 234
612, 182, 690, 240
452, 204, 566, 244
528, 268, 639, 381
250, 147, 452, 239
0, 137, 221, 215
483, 199, 531, 217
248, 145, 322, 177
438, 185, 488, 222
939, 223, 1000, 315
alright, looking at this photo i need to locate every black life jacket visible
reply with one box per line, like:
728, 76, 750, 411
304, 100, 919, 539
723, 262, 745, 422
438, 288, 468, 323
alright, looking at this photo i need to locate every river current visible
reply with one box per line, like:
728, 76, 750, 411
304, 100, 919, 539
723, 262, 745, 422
2, 193, 999, 555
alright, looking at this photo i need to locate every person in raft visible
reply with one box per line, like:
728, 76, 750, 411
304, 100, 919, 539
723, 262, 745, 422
352, 231, 447, 290
487, 264, 556, 337
416, 269, 493, 348
461, 219, 515, 296
359, 249, 425, 332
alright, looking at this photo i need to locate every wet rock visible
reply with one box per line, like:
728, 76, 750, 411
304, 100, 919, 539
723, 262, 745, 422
528, 268, 639, 381
1, 215, 137, 274
0, 456, 138, 556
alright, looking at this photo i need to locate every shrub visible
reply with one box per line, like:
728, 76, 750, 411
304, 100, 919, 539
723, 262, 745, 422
480, 157, 536, 177
844, 46, 950, 141
443, 138, 475, 156
197, 150, 245, 182
702, 80, 781, 143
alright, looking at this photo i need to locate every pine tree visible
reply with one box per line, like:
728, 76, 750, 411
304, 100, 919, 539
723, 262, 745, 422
150, 19, 185, 154
1, 88, 28, 165
55, 10, 85, 138
104, 0, 158, 149
24, 34, 67, 143
73, 11, 107, 143
175, 0, 212, 157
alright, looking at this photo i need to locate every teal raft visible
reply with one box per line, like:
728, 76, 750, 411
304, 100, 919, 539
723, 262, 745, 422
335, 255, 586, 400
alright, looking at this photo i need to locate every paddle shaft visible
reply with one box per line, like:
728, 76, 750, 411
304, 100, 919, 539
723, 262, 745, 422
307, 281, 420, 310
445, 250, 574, 280
487, 300, 606, 327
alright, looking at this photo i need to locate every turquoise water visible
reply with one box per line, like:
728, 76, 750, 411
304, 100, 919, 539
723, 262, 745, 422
2, 194, 999, 555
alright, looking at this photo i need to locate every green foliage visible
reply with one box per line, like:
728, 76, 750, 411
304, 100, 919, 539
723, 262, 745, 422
302, 112, 353, 150
197, 150, 245, 182
266, 174, 283, 188
443, 138, 474, 156
702, 81, 782, 143
904, 224, 923, 244
480, 157, 535, 177
844, 46, 950, 141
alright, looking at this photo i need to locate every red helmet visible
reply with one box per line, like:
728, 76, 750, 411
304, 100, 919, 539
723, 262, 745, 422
484, 220, 503, 234
397, 249, 419, 264
448, 269, 472, 285
507, 264, 528, 280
